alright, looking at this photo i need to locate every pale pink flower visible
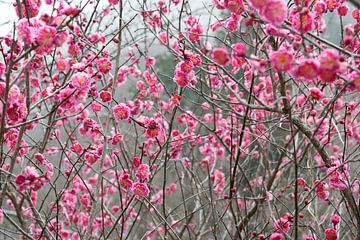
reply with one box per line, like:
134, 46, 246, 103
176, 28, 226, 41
270, 49, 293, 72
166, 183, 177, 196
71, 73, 90, 90
90, 101, 102, 112
159, 32, 168, 44
247, 0, 272, 9
17, 19, 37, 45
37, 25, 57, 52
260, 0, 288, 26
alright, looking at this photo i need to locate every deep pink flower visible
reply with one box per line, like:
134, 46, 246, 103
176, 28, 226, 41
325, 228, 337, 240
133, 156, 141, 168
314, 180, 330, 201
90, 102, 102, 112
309, 87, 324, 100
293, 59, 319, 81
145, 119, 161, 138
232, 43, 246, 57
331, 214, 340, 226
212, 48, 230, 66
95, 57, 112, 74
132, 182, 150, 198
16, 174, 26, 185
108, 0, 119, 5
99, 90, 112, 102
119, 172, 133, 190
337, 5, 349, 16
269, 233, 283, 240
113, 103, 131, 121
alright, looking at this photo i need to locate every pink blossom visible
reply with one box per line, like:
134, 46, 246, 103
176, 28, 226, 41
260, 0, 288, 26
331, 214, 340, 226
145, 119, 161, 138
248, 0, 271, 9
37, 25, 57, 53
54, 31, 68, 47
187, 23, 203, 42
325, 228, 337, 240
290, 9, 314, 33
166, 183, 177, 196
269, 233, 283, 240
71, 73, 90, 91
113, 103, 131, 121
159, 32, 168, 44
135, 164, 150, 181
212, 48, 230, 66
173, 60, 196, 87
270, 49, 293, 72
319, 49, 340, 72
17, 19, 37, 45
314, 180, 330, 201
225, 0, 244, 15
0, 62, 5, 78
56, 58, 71, 72
119, 172, 133, 190
132, 182, 150, 198
232, 43, 246, 57
90, 102, 102, 112
133, 156, 141, 167
96, 57, 112, 74
108, 0, 119, 5
99, 90, 112, 102
309, 87, 324, 100
337, 5, 349, 16
293, 59, 319, 81
274, 216, 290, 233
